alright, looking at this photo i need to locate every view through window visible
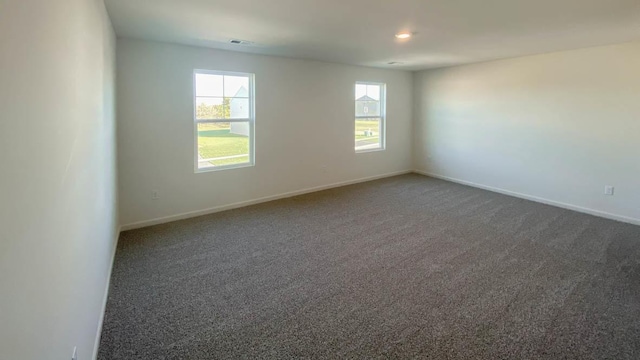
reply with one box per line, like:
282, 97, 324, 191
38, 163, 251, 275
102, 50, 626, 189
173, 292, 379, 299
355, 82, 385, 152
194, 70, 254, 171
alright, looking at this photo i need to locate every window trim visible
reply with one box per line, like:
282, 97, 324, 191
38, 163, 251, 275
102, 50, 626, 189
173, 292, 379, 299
193, 69, 256, 173
355, 81, 386, 153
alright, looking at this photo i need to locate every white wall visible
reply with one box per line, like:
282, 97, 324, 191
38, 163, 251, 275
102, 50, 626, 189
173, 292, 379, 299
0, 0, 118, 359
117, 39, 413, 228
414, 41, 640, 224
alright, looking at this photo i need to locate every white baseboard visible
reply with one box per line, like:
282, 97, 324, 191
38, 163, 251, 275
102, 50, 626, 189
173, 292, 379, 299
121, 170, 412, 231
413, 170, 640, 226
92, 225, 121, 360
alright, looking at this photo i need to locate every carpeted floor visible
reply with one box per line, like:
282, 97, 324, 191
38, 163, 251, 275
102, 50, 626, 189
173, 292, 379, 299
98, 174, 640, 359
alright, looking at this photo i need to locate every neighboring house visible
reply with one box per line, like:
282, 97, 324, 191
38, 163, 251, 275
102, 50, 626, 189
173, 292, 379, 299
230, 86, 250, 136
356, 95, 379, 117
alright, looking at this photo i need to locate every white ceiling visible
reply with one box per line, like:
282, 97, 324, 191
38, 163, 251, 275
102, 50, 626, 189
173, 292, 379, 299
104, 0, 640, 71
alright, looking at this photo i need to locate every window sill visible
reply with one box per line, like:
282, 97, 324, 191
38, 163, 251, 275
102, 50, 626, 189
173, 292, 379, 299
355, 147, 385, 154
195, 162, 255, 173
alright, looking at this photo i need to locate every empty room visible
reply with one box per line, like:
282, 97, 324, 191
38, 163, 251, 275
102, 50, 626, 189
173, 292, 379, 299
2, 0, 640, 359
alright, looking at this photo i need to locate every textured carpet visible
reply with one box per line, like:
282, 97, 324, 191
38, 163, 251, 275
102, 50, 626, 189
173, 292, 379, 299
98, 174, 640, 359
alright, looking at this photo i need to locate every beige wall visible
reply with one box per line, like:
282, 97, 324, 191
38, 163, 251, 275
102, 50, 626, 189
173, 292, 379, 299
0, 0, 118, 359
414, 41, 640, 224
117, 39, 413, 228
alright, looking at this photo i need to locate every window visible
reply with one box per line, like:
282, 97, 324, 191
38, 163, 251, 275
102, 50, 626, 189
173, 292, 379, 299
194, 70, 255, 172
355, 82, 385, 152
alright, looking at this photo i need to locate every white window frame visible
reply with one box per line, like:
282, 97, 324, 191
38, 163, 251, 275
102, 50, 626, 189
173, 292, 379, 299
355, 81, 386, 153
193, 69, 255, 173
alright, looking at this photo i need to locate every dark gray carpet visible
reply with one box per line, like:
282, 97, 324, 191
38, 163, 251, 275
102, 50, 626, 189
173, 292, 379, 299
98, 174, 640, 359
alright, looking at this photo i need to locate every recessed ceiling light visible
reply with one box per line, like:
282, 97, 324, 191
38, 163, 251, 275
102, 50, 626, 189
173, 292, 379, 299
395, 32, 412, 39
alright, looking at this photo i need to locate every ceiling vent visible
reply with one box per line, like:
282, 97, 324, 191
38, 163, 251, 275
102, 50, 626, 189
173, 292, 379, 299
229, 39, 254, 45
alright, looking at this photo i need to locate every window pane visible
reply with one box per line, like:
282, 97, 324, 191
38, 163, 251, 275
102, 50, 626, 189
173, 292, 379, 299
196, 74, 223, 97
366, 85, 381, 100
197, 122, 250, 169
356, 100, 380, 117
224, 76, 249, 97
227, 97, 249, 119
355, 84, 367, 100
196, 97, 225, 120
355, 118, 381, 151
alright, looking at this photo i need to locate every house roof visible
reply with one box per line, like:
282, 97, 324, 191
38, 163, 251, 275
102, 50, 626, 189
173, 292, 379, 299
357, 95, 377, 102
233, 86, 248, 98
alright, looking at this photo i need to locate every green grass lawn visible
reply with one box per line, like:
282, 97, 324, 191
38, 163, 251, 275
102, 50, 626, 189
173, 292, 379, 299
355, 119, 381, 145
197, 123, 249, 167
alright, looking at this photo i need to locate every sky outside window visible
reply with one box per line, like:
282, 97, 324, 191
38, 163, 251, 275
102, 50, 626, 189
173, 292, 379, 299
355, 84, 381, 100
196, 74, 249, 98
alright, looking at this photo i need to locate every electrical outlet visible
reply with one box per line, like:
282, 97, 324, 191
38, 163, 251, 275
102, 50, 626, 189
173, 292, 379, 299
152, 190, 160, 200
604, 186, 614, 196
71, 346, 77, 360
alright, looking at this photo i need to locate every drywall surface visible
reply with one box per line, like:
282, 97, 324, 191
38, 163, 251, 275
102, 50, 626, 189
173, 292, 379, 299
117, 39, 413, 227
414, 41, 640, 223
0, 0, 118, 359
